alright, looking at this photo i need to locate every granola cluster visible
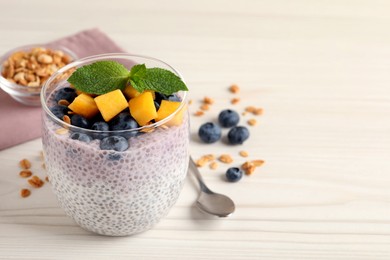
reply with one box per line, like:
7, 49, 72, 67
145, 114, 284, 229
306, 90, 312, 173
1, 47, 72, 88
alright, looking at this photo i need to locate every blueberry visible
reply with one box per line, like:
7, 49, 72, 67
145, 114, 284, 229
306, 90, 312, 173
154, 101, 160, 111
155, 92, 168, 103
71, 114, 91, 129
198, 122, 222, 143
167, 94, 181, 102
100, 136, 129, 151
227, 126, 250, 144
91, 113, 105, 123
91, 121, 109, 139
225, 167, 243, 182
155, 92, 181, 103
70, 132, 92, 143
218, 109, 240, 128
50, 105, 68, 119
109, 112, 139, 138
54, 87, 77, 103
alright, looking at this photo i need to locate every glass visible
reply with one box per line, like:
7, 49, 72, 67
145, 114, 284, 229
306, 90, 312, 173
41, 54, 189, 236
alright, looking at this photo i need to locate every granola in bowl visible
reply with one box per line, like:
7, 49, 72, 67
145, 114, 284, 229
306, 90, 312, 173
0, 44, 76, 106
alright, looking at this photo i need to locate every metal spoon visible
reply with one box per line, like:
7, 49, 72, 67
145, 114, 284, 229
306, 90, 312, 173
189, 156, 235, 217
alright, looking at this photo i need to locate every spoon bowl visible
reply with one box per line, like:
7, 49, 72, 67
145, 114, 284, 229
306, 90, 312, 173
189, 157, 235, 217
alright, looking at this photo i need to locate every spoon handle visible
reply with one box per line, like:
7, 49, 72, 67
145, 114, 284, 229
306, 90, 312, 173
189, 156, 212, 194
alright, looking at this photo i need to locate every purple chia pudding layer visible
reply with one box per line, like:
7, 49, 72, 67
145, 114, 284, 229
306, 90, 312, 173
42, 108, 189, 236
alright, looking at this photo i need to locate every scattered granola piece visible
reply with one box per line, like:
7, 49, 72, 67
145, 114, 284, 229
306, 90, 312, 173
196, 154, 215, 167
159, 124, 169, 130
194, 110, 205, 117
241, 161, 256, 175
241, 160, 265, 175
245, 106, 263, 116
204, 154, 215, 161
253, 108, 263, 116
242, 111, 247, 116
203, 96, 214, 105
229, 84, 240, 94
45, 176, 49, 182
231, 98, 240, 105
245, 164, 256, 175
20, 189, 31, 198
247, 119, 257, 126
241, 161, 253, 170
200, 104, 210, 111
19, 159, 31, 169
209, 161, 219, 170
245, 106, 256, 113
239, 151, 249, 157
218, 154, 233, 164
252, 160, 265, 167
28, 175, 45, 188
41, 163, 46, 170
19, 170, 32, 178
188, 99, 193, 105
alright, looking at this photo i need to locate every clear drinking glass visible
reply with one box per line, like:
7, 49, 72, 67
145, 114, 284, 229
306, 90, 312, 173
41, 54, 189, 236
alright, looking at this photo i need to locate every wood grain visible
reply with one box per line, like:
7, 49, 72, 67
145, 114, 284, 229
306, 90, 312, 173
1, 0, 390, 259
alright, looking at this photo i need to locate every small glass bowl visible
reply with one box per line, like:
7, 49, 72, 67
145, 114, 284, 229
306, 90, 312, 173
0, 44, 77, 106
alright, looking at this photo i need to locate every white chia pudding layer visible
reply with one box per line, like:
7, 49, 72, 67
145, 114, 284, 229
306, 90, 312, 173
42, 112, 189, 236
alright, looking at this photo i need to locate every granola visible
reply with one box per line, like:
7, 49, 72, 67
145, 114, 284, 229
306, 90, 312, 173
20, 189, 31, 198
1, 47, 72, 88
218, 154, 233, 164
19, 159, 31, 169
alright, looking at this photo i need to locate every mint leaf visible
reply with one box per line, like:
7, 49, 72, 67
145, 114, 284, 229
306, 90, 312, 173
129, 64, 146, 82
130, 67, 188, 95
68, 61, 130, 95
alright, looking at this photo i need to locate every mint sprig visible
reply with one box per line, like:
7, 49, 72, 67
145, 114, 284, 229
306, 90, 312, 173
67, 61, 188, 95
68, 61, 130, 95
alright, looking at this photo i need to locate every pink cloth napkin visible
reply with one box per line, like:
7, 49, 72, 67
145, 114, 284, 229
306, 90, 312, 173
0, 28, 125, 150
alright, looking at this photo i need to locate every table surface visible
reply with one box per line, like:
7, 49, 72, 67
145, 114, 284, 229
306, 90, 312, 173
1, 0, 390, 259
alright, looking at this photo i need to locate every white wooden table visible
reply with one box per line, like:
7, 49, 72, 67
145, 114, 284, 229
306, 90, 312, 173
1, 0, 390, 259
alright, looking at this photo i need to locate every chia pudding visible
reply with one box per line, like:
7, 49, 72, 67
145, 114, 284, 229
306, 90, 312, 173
41, 54, 189, 236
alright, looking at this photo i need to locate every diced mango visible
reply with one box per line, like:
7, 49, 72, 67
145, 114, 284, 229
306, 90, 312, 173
94, 89, 128, 122
146, 90, 156, 99
128, 91, 157, 126
68, 93, 99, 119
123, 85, 156, 100
123, 85, 140, 99
156, 100, 184, 126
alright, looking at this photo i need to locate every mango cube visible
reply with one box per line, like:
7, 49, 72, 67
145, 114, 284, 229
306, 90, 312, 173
156, 100, 184, 126
94, 89, 128, 122
123, 85, 155, 100
128, 91, 157, 126
68, 93, 99, 119
123, 85, 140, 99
145, 90, 155, 99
